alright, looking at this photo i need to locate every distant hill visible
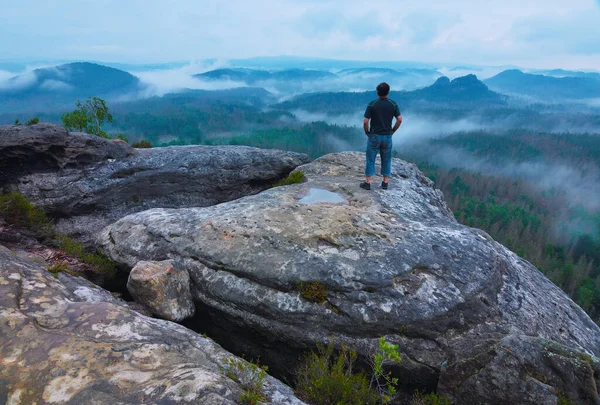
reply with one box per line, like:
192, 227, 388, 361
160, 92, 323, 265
484, 69, 600, 100
194, 68, 272, 84
276, 74, 506, 113
0, 62, 142, 113
195, 67, 440, 93
537, 69, 600, 80
194, 68, 336, 84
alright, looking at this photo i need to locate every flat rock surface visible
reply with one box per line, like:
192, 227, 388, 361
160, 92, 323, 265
0, 124, 310, 244
0, 245, 305, 405
101, 152, 600, 404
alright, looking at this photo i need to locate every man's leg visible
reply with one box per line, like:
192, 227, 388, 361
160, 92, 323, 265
380, 135, 392, 188
364, 136, 379, 182
362, 135, 379, 189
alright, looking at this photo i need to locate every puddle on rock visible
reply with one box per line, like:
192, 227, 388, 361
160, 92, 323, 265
299, 188, 345, 204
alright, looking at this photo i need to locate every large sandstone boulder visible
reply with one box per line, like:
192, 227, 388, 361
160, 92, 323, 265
0, 124, 311, 244
0, 244, 305, 405
101, 152, 600, 404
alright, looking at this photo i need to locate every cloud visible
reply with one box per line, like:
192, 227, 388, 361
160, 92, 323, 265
39, 79, 73, 91
1, 0, 599, 69
424, 145, 600, 213
133, 61, 247, 97
0, 69, 37, 91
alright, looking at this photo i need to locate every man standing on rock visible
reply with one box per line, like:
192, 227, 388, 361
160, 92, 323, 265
360, 82, 402, 190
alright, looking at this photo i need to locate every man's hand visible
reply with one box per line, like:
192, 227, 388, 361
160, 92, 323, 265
392, 114, 402, 134
363, 117, 370, 136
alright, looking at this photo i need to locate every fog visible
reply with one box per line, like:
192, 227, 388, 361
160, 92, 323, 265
130, 64, 442, 100
437, 66, 505, 80
419, 145, 600, 212
0, 69, 37, 91
132, 61, 249, 97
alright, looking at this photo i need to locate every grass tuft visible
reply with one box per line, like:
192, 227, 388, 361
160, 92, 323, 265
218, 355, 268, 405
274, 170, 305, 187
0, 192, 117, 278
297, 280, 327, 303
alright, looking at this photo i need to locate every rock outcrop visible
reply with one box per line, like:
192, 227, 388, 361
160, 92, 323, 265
0, 124, 311, 244
101, 152, 600, 404
0, 244, 305, 405
127, 260, 195, 321
0, 123, 132, 183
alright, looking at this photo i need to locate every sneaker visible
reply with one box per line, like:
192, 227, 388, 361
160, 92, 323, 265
381, 181, 389, 190
359, 182, 371, 190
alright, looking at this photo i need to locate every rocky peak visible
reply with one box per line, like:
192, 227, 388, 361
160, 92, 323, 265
101, 151, 600, 404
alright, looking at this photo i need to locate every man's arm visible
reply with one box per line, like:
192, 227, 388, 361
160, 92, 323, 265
392, 114, 402, 134
363, 118, 370, 136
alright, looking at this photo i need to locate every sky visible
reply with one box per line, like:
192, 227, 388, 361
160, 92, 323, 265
1, 0, 600, 70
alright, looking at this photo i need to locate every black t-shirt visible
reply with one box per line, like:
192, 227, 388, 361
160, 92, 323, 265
364, 98, 401, 134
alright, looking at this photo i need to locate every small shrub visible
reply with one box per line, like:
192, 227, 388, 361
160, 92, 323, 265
47, 262, 72, 278
26, 117, 39, 126
411, 390, 452, 405
61, 97, 112, 138
0, 192, 54, 238
297, 280, 327, 303
296, 343, 378, 405
275, 170, 305, 186
368, 337, 402, 404
132, 140, 153, 148
557, 394, 580, 405
57, 234, 116, 277
14, 118, 22, 126
219, 356, 268, 405
296, 339, 403, 405
0, 192, 116, 277
114, 133, 129, 143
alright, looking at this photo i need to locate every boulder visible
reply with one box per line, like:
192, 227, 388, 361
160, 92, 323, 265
0, 123, 132, 183
0, 244, 305, 405
0, 124, 311, 244
100, 152, 600, 404
127, 260, 195, 321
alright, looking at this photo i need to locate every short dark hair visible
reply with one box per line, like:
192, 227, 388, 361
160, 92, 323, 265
376, 82, 390, 96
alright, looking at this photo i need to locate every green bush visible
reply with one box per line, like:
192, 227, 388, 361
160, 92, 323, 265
0, 192, 116, 277
114, 133, 129, 143
297, 280, 327, 303
275, 170, 305, 186
295, 343, 378, 405
47, 262, 76, 278
57, 234, 116, 277
296, 339, 403, 405
411, 390, 452, 405
0, 191, 54, 238
369, 337, 402, 403
218, 356, 268, 405
61, 97, 112, 138
26, 117, 39, 126
557, 394, 580, 405
132, 140, 153, 148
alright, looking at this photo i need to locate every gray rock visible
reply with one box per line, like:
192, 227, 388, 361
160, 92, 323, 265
0, 244, 306, 405
438, 334, 600, 405
127, 260, 195, 321
100, 152, 600, 404
0, 124, 310, 244
0, 123, 132, 184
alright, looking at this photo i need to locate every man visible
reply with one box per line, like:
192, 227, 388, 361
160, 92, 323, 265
360, 82, 402, 190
